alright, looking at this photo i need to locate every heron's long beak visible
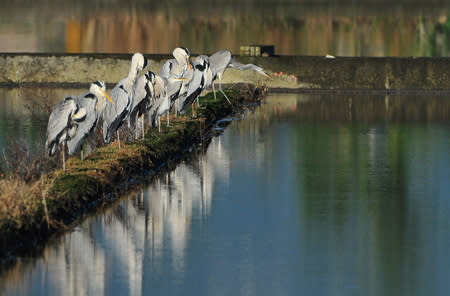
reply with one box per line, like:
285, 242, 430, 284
101, 89, 114, 103
187, 57, 192, 71
174, 77, 188, 81
263, 71, 273, 80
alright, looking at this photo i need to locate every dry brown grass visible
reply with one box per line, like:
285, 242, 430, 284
1, 138, 58, 183
0, 178, 43, 228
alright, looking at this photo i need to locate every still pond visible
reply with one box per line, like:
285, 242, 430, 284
0, 92, 449, 295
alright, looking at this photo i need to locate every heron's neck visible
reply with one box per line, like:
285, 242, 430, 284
96, 96, 106, 115
174, 55, 187, 74
127, 61, 141, 82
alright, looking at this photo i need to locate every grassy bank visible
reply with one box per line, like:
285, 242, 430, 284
0, 85, 265, 258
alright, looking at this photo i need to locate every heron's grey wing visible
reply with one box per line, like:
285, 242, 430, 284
143, 78, 156, 114
156, 92, 170, 118
159, 59, 176, 78
66, 94, 98, 156
209, 49, 232, 78
102, 79, 131, 143
154, 76, 166, 100
179, 67, 205, 114
163, 75, 184, 106
229, 57, 269, 77
129, 74, 149, 126
45, 96, 78, 155
197, 55, 213, 88
148, 77, 169, 126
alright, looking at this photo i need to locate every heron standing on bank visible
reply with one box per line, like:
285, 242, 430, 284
129, 70, 153, 139
178, 55, 212, 115
146, 72, 188, 132
159, 47, 193, 113
45, 81, 113, 171
209, 49, 271, 102
103, 52, 148, 147
66, 81, 114, 158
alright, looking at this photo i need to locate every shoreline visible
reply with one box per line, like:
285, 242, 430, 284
0, 86, 265, 259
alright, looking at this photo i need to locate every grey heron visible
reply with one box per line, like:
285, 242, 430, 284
147, 72, 169, 132
45, 81, 113, 171
178, 55, 211, 115
103, 52, 148, 147
66, 81, 114, 157
208, 49, 271, 102
129, 70, 153, 139
146, 72, 187, 132
159, 47, 193, 112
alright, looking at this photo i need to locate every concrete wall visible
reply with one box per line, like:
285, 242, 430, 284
2, 53, 450, 90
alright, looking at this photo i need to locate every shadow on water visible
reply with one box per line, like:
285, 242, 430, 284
0, 93, 449, 295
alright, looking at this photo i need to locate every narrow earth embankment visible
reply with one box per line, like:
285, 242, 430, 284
0, 85, 266, 259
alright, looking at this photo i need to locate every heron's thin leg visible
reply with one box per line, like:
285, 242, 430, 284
62, 141, 66, 172
174, 99, 178, 117
135, 118, 139, 140
141, 114, 145, 139
158, 116, 161, 133
191, 103, 195, 117
167, 113, 170, 127
81, 149, 84, 161
219, 80, 232, 105
135, 115, 142, 139
212, 83, 217, 100
117, 130, 121, 150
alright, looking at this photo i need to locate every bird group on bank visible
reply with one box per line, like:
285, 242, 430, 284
45, 48, 271, 170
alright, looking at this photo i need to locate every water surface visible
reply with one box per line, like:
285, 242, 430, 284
0, 93, 449, 296
0, 87, 79, 158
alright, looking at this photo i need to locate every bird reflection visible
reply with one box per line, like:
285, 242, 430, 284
3, 136, 231, 296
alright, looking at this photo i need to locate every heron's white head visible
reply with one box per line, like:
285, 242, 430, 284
131, 53, 148, 75
173, 47, 192, 71
90, 80, 114, 104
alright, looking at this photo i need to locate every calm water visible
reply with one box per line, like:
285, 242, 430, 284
0, 93, 449, 295
0, 88, 79, 159
2, 1, 450, 56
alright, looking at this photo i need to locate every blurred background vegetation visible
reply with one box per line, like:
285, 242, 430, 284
2, 0, 450, 56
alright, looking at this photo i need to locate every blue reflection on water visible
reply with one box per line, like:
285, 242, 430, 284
0, 93, 449, 296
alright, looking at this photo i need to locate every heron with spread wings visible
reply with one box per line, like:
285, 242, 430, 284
208, 49, 271, 102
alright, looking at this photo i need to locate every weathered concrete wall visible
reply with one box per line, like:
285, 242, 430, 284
239, 56, 450, 91
0, 53, 170, 87
1, 53, 450, 90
